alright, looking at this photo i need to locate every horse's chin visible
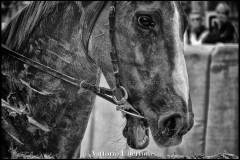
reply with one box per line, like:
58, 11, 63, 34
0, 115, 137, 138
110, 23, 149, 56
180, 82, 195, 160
123, 118, 149, 149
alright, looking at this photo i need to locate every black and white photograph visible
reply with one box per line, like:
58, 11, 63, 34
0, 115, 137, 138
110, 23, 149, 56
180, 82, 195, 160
1, 1, 239, 159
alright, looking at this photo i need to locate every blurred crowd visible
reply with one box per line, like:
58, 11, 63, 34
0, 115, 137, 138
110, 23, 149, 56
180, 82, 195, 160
184, 2, 238, 45
1, 1, 239, 45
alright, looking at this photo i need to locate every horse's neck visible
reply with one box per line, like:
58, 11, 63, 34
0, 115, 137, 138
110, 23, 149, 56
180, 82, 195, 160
88, 2, 116, 89
2, 2, 102, 157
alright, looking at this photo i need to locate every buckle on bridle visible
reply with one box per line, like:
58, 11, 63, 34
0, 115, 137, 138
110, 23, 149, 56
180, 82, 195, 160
112, 86, 128, 105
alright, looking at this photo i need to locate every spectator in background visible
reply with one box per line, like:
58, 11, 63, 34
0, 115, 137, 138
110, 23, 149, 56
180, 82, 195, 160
184, 12, 208, 45
203, 2, 238, 44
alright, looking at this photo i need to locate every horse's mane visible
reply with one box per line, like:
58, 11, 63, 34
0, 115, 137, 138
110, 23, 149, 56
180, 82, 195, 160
1, 1, 107, 60
2, 1, 59, 50
1, 1, 107, 102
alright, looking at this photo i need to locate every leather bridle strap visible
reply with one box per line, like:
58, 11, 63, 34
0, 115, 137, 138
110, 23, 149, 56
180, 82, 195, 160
109, 1, 121, 89
108, 2, 129, 104
1, 1, 145, 119
1, 44, 123, 105
108, 2, 144, 118
1, 44, 144, 118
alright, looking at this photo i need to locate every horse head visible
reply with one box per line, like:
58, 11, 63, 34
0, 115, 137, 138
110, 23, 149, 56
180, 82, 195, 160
90, 1, 194, 149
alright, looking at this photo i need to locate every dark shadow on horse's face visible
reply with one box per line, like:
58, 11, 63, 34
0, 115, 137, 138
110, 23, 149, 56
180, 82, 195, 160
115, 1, 194, 149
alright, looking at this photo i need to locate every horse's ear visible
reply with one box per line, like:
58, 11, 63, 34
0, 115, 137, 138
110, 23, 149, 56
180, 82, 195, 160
80, 1, 107, 63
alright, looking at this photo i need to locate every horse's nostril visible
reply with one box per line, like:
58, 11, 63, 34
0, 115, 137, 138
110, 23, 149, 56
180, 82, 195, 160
164, 117, 177, 130
158, 113, 182, 137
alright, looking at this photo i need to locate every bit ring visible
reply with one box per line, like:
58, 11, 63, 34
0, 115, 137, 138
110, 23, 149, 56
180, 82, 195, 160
112, 86, 128, 105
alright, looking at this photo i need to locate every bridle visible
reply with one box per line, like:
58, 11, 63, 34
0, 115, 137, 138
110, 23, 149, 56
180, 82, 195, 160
1, 2, 144, 120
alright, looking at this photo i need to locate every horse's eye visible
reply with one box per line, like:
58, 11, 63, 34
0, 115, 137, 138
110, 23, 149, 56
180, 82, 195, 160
137, 15, 155, 29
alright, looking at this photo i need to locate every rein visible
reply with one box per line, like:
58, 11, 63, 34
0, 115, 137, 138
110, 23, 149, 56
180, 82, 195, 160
1, 2, 144, 120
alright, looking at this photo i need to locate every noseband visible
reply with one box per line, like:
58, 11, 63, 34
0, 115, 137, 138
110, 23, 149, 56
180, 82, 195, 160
1, 2, 144, 119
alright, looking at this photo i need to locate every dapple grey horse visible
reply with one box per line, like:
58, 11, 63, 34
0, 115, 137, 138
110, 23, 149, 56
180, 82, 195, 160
1, 1, 193, 158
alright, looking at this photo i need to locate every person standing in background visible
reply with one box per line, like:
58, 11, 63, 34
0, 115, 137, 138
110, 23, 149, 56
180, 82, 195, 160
202, 2, 238, 44
184, 12, 208, 45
